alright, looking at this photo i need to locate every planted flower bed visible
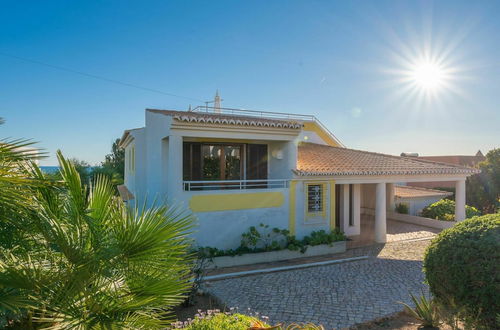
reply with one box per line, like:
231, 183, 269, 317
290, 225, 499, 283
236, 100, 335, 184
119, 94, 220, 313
206, 241, 346, 268
197, 224, 347, 269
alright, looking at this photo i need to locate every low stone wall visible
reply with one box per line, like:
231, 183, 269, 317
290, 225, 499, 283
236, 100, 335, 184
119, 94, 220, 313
361, 207, 456, 230
206, 241, 346, 269
388, 212, 456, 230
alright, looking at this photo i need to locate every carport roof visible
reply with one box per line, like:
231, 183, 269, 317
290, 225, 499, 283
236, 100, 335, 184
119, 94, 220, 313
395, 185, 453, 198
296, 143, 480, 176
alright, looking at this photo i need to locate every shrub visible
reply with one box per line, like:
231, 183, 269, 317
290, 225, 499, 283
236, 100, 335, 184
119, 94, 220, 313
395, 203, 409, 214
420, 199, 480, 221
198, 226, 346, 258
302, 228, 346, 246
423, 214, 500, 328
172, 310, 325, 329
172, 310, 267, 329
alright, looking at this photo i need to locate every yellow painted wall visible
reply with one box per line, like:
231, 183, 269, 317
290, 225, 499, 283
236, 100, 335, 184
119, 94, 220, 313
303, 122, 340, 147
189, 192, 285, 212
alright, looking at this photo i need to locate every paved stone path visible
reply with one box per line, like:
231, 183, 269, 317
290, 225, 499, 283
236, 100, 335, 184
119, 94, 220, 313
205, 239, 433, 329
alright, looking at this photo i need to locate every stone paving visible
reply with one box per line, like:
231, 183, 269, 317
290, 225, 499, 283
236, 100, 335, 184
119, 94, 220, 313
205, 239, 433, 329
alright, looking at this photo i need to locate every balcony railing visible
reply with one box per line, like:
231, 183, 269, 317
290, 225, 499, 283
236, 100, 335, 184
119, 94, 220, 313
183, 179, 289, 191
191, 106, 344, 147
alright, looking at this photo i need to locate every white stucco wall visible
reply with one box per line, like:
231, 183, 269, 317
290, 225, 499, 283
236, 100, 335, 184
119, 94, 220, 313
297, 129, 327, 145
144, 112, 173, 206
179, 188, 290, 250
395, 196, 446, 216
294, 181, 332, 239
268, 141, 296, 180
123, 128, 147, 207
361, 183, 376, 210
124, 142, 135, 193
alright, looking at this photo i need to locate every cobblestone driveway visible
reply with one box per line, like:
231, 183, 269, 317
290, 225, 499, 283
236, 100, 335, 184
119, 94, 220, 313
205, 240, 432, 329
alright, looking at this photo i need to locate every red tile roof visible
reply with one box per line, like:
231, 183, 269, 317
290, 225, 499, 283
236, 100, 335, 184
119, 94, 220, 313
147, 109, 303, 129
117, 184, 134, 201
395, 185, 453, 198
296, 143, 480, 176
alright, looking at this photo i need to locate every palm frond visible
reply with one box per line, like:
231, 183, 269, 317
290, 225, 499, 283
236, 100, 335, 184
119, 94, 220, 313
0, 150, 196, 328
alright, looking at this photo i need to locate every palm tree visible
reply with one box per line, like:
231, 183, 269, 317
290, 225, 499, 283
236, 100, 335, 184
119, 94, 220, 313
0, 148, 195, 329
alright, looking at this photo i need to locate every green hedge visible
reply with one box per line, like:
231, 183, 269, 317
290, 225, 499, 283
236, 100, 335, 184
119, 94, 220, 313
423, 214, 500, 328
420, 199, 480, 221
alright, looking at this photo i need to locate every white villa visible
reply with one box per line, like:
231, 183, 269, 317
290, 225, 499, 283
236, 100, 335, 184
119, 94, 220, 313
119, 104, 479, 249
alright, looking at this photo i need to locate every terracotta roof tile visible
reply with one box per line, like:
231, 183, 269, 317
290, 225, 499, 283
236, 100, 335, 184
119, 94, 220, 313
395, 185, 453, 198
296, 143, 480, 176
147, 109, 303, 129
117, 185, 134, 201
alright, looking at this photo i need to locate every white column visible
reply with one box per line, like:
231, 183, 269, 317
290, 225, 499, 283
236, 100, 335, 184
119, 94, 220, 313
342, 184, 350, 232
352, 184, 361, 236
166, 135, 184, 200
386, 183, 395, 212
455, 179, 466, 221
375, 182, 387, 243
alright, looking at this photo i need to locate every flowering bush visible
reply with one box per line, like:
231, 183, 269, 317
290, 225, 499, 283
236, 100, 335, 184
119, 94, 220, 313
172, 309, 325, 329
171, 309, 269, 329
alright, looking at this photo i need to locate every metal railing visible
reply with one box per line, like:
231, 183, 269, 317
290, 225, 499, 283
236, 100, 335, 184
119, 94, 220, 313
190, 106, 344, 147
183, 179, 289, 191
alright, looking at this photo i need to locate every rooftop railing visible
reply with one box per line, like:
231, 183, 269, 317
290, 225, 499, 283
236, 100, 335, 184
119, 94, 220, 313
183, 179, 289, 191
190, 106, 344, 147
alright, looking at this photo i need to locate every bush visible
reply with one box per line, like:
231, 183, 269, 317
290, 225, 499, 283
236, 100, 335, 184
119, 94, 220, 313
172, 311, 266, 329
423, 214, 500, 328
420, 199, 480, 221
198, 225, 346, 258
395, 203, 409, 214
172, 310, 325, 329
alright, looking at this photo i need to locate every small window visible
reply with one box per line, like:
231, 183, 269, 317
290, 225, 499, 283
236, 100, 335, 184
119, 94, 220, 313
131, 147, 135, 173
128, 146, 135, 174
307, 184, 324, 216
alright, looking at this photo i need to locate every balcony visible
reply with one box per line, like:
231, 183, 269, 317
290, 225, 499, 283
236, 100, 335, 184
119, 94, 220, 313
183, 179, 289, 191
191, 105, 344, 147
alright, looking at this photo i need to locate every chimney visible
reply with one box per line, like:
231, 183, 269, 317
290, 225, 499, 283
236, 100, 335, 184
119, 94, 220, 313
214, 90, 221, 113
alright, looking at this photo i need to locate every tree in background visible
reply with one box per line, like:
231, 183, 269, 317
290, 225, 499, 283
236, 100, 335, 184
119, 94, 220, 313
93, 138, 124, 187
467, 148, 500, 213
68, 157, 92, 184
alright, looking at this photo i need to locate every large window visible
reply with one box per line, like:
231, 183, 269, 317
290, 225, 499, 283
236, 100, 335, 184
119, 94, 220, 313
183, 142, 267, 182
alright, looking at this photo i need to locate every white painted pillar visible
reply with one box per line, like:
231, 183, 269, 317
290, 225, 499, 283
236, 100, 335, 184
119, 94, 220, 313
342, 184, 350, 232
455, 179, 466, 221
166, 135, 184, 200
351, 184, 361, 236
375, 182, 387, 243
386, 183, 395, 211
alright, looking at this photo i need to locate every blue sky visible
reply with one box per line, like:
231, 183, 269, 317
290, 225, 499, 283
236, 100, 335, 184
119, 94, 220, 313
1, 0, 499, 165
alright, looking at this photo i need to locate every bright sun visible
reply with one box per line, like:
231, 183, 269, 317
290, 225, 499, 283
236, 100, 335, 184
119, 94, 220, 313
410, 61, 445, 90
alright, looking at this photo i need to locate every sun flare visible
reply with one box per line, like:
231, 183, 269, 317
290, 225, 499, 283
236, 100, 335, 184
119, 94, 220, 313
411, 61, 445, 90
